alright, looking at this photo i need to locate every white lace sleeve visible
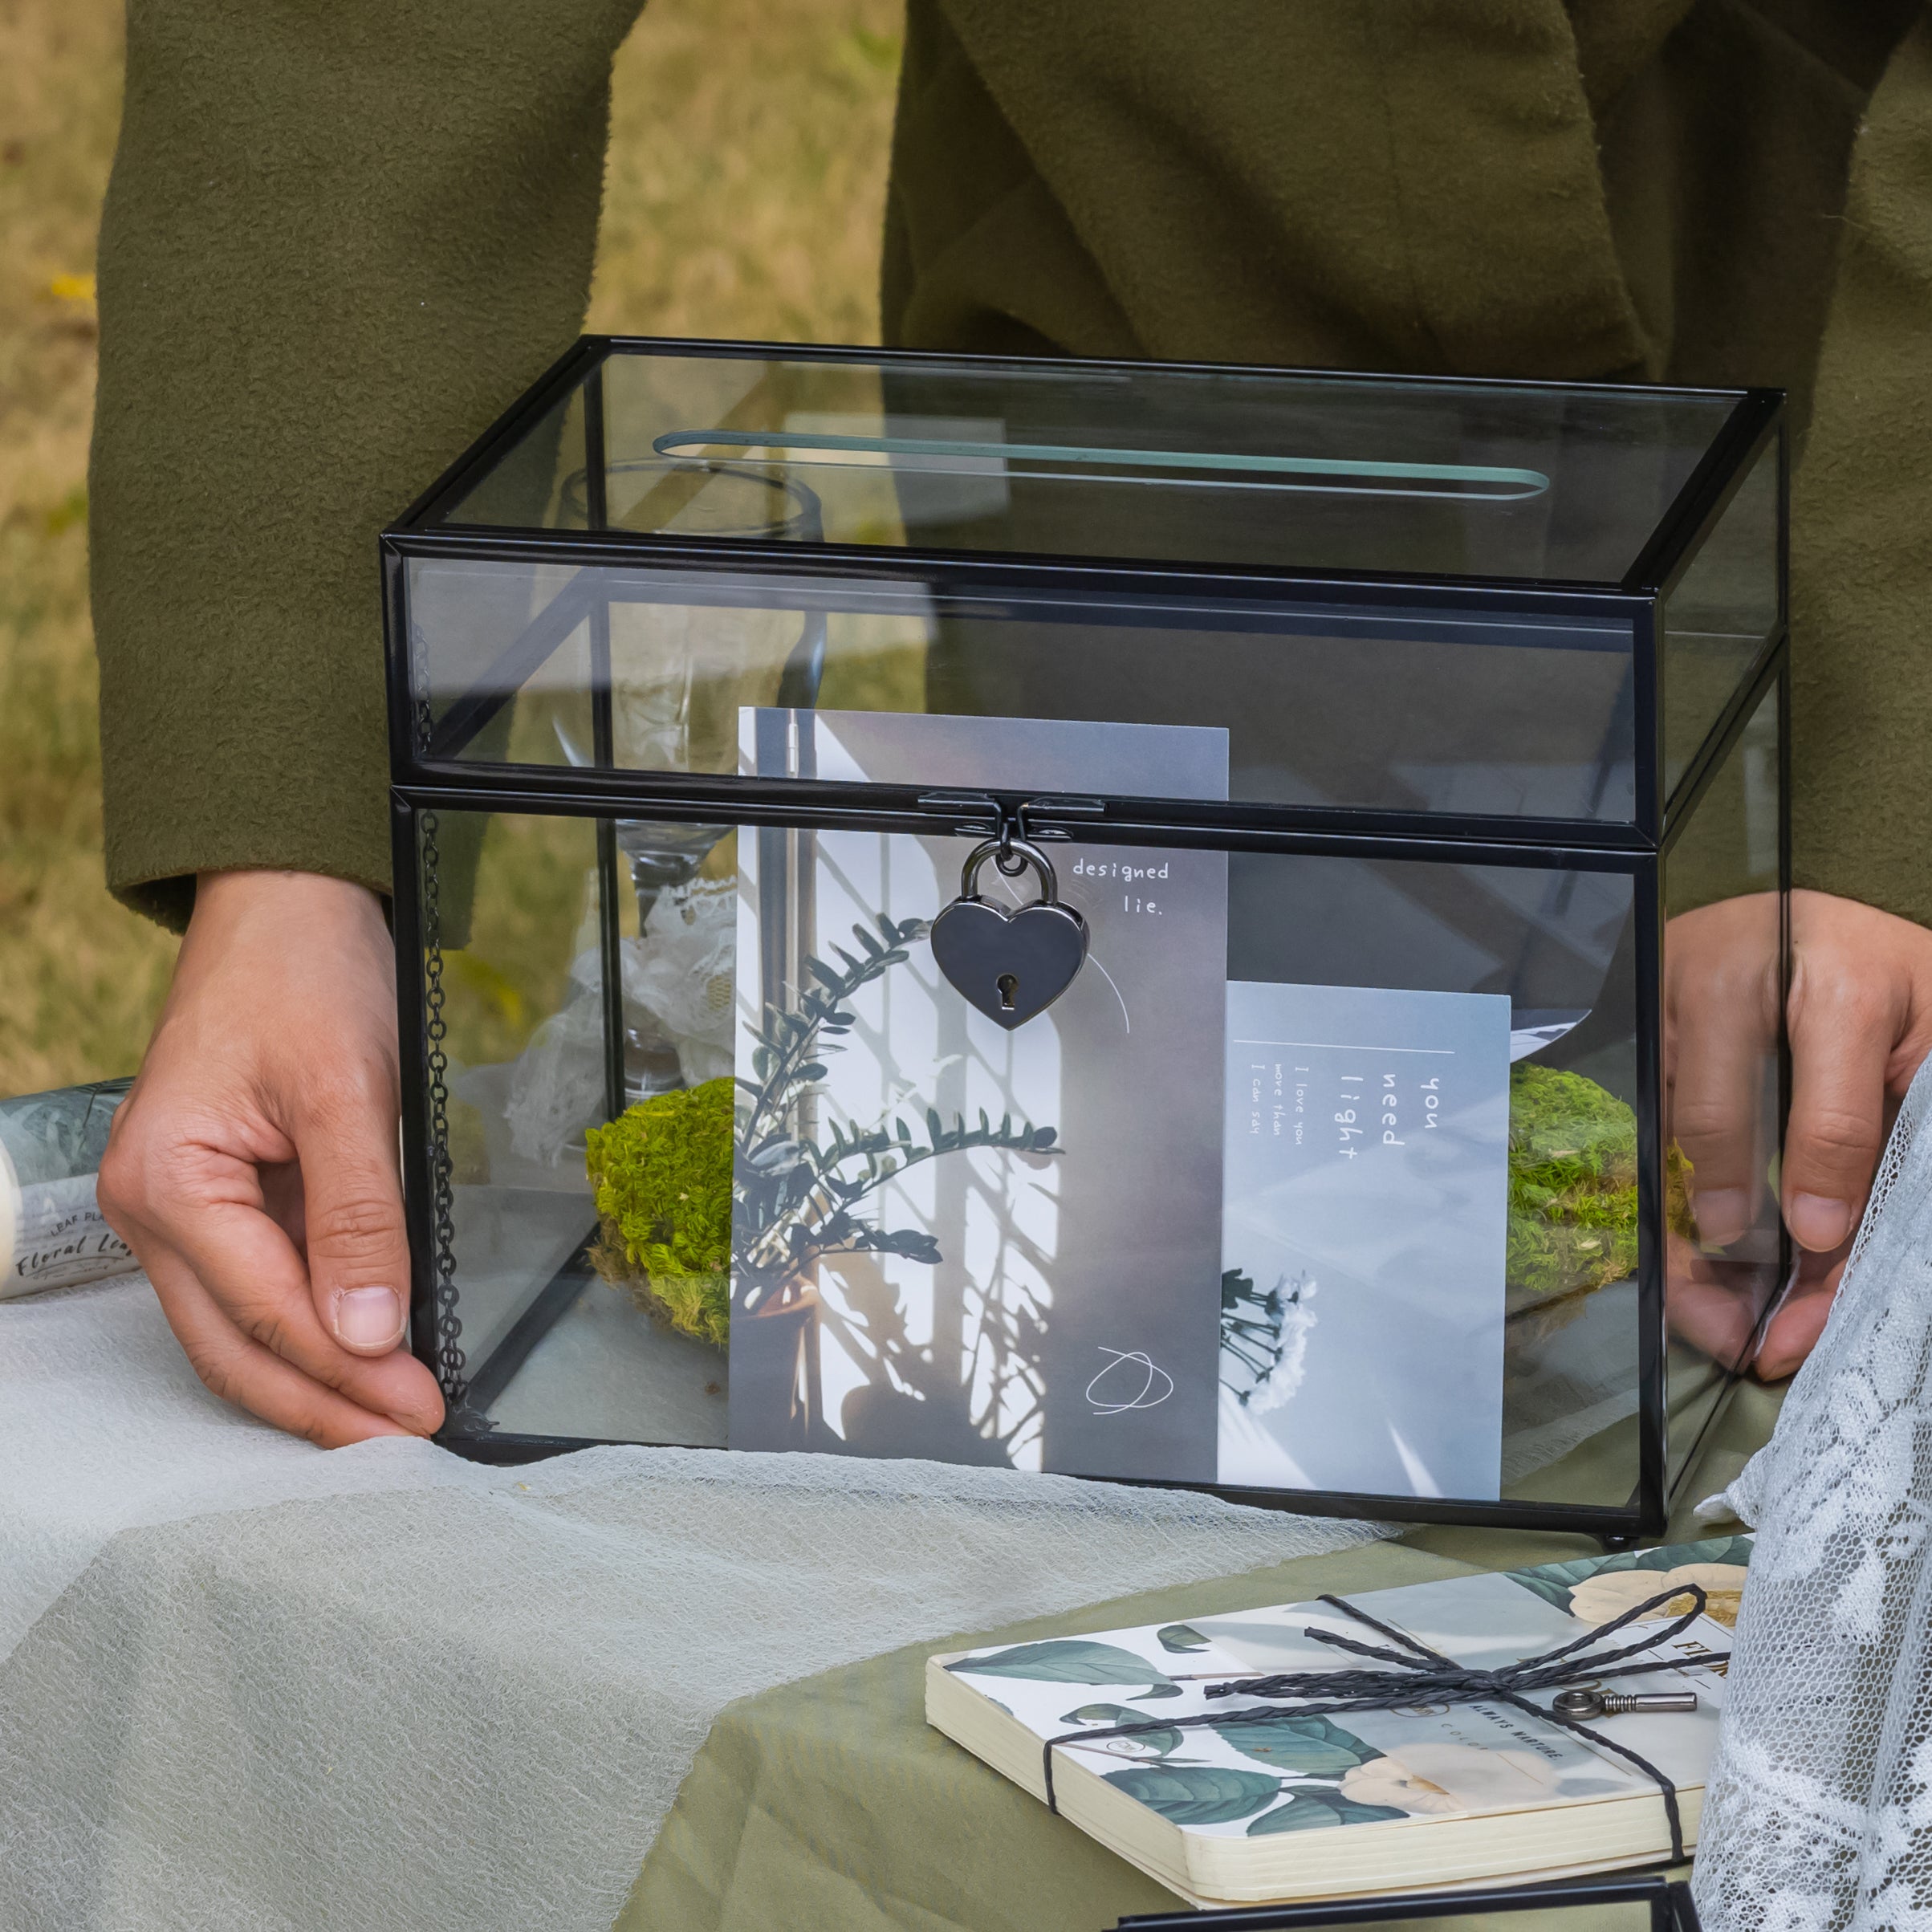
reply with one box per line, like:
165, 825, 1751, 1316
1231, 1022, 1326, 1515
1694, 1059, 1932, 1931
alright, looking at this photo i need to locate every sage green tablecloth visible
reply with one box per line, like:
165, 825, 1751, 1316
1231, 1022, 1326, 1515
619, 1384, 1779, 1931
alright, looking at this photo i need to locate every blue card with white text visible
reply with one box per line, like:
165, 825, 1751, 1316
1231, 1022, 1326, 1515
1218, 981, 1510, 1499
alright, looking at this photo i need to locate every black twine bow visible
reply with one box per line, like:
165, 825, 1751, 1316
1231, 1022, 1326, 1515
1038, 1583, 1727, 1863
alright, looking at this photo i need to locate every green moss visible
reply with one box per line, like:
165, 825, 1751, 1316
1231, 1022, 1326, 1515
584, 1063, 1685, 1341
584, 1078, 735, 1348
1504, 1063, 1702, 1300
1507, 1064, 1640, 1299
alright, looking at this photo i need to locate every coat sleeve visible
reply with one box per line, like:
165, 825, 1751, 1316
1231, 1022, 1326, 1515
1790, 9, 1932, 927
90, 0, 643, 929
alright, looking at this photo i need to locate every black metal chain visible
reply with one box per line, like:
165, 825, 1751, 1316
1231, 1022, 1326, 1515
409, 620, 436, 759
417, 808, 466, 1403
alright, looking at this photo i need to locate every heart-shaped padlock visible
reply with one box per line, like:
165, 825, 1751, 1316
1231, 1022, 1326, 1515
929, 836, 1090, 1031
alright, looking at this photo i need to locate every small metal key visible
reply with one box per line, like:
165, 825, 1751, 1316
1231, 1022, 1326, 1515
1552, 1687, 1698, 1721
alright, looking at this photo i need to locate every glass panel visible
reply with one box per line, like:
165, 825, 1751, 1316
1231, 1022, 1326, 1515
1662, 441, 1780, 802
441, 349, 1737, 584
408, 556, 597, 771
1662, 681, 1785, 1494
406, 557, 1638, 824
419, 802, 1645, 1512
445, 384, 587, 531
419, 806, 728, 1448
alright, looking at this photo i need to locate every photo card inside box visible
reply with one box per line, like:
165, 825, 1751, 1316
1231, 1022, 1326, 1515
730, 709, 1230, 1480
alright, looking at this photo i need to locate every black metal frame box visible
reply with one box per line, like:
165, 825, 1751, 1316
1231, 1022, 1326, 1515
384, 335, 1789, 1543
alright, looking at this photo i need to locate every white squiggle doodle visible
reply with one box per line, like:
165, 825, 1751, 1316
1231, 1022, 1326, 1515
1085, 1348, 1175, 1414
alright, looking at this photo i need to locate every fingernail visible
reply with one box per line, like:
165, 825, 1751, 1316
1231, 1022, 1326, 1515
1694, 1188, 1750, 1247
333, 1285, 403, 1348
1788, 1194, 1853, 1251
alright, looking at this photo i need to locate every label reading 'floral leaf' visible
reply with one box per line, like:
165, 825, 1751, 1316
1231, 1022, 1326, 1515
950, 1639, 1175, 1690
1103, 1765, 1283, 1825
1245, 1785, 1410, 1835
1216, 1712, 1381, 1775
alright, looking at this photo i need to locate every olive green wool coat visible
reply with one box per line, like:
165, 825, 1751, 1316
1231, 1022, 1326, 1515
92, 0, 1932, 929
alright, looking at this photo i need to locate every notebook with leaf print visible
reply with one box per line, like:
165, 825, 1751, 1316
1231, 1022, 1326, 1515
926, 1535, 1749, 1906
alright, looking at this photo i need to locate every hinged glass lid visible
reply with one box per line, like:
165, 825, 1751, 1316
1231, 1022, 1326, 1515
431, 340, 1747, 584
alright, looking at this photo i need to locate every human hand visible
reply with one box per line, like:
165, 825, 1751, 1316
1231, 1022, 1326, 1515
98, 870, 445, 1446
1666, 888, 1932, 1379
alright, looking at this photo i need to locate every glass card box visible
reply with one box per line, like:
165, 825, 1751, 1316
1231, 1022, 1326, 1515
384, 336, 1788, 1539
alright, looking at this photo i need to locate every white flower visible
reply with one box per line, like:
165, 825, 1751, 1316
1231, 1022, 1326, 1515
1249, 1280, 1318, 1417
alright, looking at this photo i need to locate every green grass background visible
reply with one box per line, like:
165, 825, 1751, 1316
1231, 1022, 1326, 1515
0, 0, 901, 1096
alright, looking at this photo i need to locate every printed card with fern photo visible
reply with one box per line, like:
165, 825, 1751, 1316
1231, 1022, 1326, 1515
729, 709, 1230, 1479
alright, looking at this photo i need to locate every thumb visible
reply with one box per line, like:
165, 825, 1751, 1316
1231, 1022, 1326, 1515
294, 1068, 413, 1356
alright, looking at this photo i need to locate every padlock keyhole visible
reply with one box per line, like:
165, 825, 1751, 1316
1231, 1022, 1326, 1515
997, 972, 1019, 1012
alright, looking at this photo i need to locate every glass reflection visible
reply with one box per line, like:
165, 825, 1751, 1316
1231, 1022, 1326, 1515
1662, 684, 1785, 1454
552, 462, 828, 1102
